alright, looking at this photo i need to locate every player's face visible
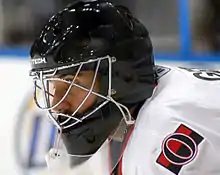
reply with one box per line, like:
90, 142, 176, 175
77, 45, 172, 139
51, 70, 99, 115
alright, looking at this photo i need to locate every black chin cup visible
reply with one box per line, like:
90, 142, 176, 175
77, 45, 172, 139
60, 102, 124, 166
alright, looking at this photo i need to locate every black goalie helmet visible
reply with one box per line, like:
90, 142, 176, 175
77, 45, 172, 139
29, 0, 155, 172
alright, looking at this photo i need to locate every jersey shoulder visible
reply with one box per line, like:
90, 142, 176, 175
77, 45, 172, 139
123, 98, 220, 175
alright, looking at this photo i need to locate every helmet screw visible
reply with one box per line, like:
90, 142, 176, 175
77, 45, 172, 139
111, 89, 117, 95
111, 56, 116, 63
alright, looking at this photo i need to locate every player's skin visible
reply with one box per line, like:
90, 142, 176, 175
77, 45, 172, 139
51, 70, 99, 115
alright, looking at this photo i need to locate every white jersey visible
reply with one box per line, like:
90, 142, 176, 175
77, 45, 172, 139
46, 65, 220, 175
123, 65, 220, 175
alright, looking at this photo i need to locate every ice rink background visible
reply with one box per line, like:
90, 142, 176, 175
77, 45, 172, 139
0, 0, 220, 175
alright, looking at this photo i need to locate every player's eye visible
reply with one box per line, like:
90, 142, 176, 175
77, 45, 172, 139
64, 78, 73, 82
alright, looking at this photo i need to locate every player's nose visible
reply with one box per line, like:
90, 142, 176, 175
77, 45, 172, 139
52, 91, 71, 113
52, 98, 71, 113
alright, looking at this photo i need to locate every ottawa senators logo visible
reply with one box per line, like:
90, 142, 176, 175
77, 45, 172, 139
156, 124, 204, 175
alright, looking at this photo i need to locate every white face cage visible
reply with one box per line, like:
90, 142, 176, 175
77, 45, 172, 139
30, 55, 135, 172
30, 55, 135, 130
